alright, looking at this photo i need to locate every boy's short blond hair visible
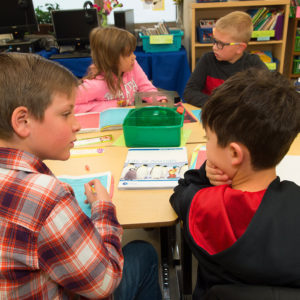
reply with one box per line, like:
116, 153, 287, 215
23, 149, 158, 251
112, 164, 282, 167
0, 53, 78, 140
215, 11, 253, 43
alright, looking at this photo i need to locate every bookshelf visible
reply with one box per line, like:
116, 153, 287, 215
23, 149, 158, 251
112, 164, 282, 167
190, 0, 290, 73
287, 17, 300, 79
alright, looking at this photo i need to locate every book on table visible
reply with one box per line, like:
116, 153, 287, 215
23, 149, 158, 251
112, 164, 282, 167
75, 107, 132, 133
189, 145, 207, 169
118, 147, 188, 189
58, 171, 113, 218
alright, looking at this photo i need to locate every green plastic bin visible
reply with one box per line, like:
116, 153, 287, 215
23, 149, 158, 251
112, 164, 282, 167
123, 106, 184, 147
139, 30, 183, 53
295, 36, 300, 52
293, 58, 300, 74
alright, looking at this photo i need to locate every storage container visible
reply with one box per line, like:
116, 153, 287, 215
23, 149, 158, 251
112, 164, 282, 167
139, 30, 183, 53
295, 36, 300, 52
123, 106, 184, 147
293, 57, 300, 74
196, 27, 213, 43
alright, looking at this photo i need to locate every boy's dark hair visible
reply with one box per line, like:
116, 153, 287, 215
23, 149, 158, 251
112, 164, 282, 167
202, 68, 300, 170
0, 52, 78, 139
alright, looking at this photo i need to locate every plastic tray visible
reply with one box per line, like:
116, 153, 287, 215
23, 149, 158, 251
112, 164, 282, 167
123, 106, 184, 147
140, 30, 183, 53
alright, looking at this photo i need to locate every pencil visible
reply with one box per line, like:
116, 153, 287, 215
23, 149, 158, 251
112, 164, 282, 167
91, 186, 96, 194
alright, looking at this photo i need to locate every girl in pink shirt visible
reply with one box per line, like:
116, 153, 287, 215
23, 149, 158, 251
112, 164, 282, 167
75, 26, 157, 113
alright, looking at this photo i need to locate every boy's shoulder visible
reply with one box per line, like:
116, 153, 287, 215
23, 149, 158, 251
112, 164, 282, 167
268, 177, 300, 201
0, 158, 73, 232
239, 52, 268, 68
0, 147, 73, 203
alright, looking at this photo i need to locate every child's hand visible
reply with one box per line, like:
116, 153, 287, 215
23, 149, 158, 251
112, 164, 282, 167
84, 179, 111, 205
88, 64, 98, 76
158, 98, 168, 103
206, 160, 231, 186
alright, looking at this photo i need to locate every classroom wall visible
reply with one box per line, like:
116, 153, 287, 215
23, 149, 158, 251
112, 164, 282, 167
32, 0, 191, 63
94, 0, 177, 24
33, 0, 84, 10
33, 0, 176, 23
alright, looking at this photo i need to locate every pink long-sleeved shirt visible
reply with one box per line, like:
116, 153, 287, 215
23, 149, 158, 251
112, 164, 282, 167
75, 60, 157, 113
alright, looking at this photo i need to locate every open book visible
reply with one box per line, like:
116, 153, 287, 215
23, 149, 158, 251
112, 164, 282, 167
189, 145, 206, 169
75, 107, 132, 133
118, 147, 188, 189
58, 172, 113, 218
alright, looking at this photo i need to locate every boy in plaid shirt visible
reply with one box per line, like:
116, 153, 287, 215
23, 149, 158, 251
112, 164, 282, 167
0, 53, 161, 300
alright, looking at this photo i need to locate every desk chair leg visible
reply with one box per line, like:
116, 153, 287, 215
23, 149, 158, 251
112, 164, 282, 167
160, 226, 177, 300
180, 226, 192, 299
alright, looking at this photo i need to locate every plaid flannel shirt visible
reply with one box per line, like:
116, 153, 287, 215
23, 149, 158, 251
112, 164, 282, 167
0, 148, 123, 299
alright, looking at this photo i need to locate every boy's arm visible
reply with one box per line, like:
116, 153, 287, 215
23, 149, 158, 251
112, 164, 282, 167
183, 55, 209, 107
170, 161, 212, 222
37, 189, 123, 299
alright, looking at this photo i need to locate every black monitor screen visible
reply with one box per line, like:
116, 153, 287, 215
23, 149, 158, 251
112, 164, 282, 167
52, 9, 99, 50
0, 0, 38, 41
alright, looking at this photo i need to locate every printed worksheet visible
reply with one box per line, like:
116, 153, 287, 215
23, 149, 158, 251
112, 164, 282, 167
118, 147, 188, 189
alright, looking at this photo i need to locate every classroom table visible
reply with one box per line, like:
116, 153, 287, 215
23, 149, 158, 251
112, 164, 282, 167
37, 46, 191, 99
45, 100, 300, 298
45, 103, 203, 299
46, 104, 205, 227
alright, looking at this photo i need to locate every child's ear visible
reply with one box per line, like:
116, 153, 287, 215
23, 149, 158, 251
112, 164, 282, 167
237, 43, 247, 54
228, 142, 244, 166
11, 106, 31, 138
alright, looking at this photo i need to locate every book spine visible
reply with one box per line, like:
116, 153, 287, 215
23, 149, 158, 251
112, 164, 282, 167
274, 14, 284, 40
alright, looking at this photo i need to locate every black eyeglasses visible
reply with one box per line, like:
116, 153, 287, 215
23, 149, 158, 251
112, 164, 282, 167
212, 38, 242, 50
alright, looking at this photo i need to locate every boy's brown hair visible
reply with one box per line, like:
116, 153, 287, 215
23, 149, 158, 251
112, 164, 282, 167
215, 11, 253, 43
202, 68, 300, 170
86, 26, 137, 96
0, 52, 78, 139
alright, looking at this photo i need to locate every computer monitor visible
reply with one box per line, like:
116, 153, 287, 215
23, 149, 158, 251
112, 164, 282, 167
51, 8, 99, 52
0, 0, 38, 42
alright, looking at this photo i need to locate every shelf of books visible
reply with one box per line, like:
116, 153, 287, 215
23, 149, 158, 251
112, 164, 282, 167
287, 17, 300, 79
190, 0, 290, 73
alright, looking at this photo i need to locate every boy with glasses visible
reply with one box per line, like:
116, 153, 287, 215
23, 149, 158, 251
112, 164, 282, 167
184, 11, 267, 107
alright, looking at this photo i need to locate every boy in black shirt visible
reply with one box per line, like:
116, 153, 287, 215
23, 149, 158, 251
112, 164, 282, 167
171, 68, 300, 299
184, 11, 267, 107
